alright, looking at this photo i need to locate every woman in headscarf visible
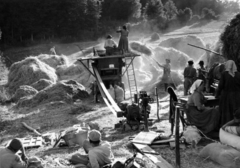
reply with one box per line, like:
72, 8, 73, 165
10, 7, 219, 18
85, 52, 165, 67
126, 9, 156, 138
116, 25, 129, 53
186, 79, 220, 134
216, 60, 240, 127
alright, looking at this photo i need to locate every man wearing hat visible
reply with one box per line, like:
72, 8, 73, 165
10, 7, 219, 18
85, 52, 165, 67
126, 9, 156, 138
183, 60, 197, 95
0, 138, 28, 168
70, 130, 114, 168
197, 60, 207, 82
104, 35, 117, 55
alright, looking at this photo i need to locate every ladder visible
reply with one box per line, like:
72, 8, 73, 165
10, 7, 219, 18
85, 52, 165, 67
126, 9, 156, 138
124, 57, 138, 103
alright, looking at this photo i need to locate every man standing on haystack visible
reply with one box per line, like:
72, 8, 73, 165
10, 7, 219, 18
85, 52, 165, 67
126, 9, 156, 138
158, 58, 172, 92
183, 60, 197, 95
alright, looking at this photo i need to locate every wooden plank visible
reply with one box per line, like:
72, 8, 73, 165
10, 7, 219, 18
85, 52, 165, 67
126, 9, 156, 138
78, 54, 140, 61
132, 132, 159, 145
21, 137, 43, 148
151, 138, 175, 145
93, 66, 121, 112
133, 143, 173, 168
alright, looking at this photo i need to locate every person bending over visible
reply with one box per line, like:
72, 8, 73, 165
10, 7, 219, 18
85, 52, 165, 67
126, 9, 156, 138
186, 79, 220, 134
0, 138, 28, 168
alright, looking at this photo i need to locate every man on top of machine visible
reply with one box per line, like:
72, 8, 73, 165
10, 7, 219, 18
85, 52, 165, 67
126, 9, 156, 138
104, 35, 117, 56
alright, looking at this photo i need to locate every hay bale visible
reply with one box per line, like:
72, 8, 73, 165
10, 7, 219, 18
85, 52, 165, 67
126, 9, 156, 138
159, 35, 205, 61
17, 80, 89, 108
142, 71, 183, 94
37, 54, 68, 69
12, 85, 38, 102
56, 61, 93, 87
7, 57, 57, 95
220, 13, 240, 70
150, 33, 160, 41
130, 41, 152, 56
31, 79, 54, 91
153, 46, 190, 70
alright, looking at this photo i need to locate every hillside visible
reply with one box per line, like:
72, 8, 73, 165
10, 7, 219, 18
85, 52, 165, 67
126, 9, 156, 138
0, 17, 230, 168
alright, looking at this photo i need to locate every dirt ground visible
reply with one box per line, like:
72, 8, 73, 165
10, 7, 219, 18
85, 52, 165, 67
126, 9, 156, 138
0, 19, 229, 167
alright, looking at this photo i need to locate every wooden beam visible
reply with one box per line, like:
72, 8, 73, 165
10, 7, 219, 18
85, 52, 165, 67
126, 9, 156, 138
133, 143, 173, 168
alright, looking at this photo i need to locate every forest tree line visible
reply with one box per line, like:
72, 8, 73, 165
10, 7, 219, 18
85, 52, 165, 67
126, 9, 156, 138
0, 0, 239, 48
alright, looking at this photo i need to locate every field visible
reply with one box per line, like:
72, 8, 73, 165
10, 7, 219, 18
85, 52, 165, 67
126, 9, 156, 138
0, 18, 228, 168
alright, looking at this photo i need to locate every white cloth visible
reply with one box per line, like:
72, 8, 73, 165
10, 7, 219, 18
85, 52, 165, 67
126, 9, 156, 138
225, 60, 237, 77
189, 79, 203, 94
104, 39, 117, 48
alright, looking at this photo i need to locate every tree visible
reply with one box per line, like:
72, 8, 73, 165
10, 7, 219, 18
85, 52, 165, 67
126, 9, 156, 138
107, 0, 142, 21
164, 0, 178, 20
177, 8, 193, 25
144, 0, 164, 20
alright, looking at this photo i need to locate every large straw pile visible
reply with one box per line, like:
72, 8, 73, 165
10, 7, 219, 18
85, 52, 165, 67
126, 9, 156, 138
153, 46, 190, 70
17, 80, 89, 108
7, 57, 57, 95
220, 13, 240, 70
56, 61, 93, 87
31, 79, 54, 91
12, 85, 38, 102
150, 33, 160, 41
37, 54, 68, 69
130, 41, 152, 56
159, 35, 205, 61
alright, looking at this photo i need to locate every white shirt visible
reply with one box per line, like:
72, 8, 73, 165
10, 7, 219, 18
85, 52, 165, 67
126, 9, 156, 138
104, 39, 117, 48
88, 141, 114, 168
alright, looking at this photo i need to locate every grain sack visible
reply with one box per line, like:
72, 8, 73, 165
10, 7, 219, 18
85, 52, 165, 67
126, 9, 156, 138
114, 85, 124, 103
200, 143, 240, 168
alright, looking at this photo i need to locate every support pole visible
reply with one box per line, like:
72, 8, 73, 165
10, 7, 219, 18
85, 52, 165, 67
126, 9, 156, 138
143, 97, 149, 132
175, 106, 181, 168
155, 87, 160, 121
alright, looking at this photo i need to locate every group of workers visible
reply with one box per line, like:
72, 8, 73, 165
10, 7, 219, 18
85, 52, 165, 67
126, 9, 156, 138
104, 25, 129, 55
179, 59, 240, 135
0, 130, 114, 168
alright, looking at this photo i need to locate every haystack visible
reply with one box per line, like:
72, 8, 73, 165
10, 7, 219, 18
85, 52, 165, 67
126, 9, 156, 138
159, 35, 205, 61
220, 13, 240, 70
153, 46, 190, 70
142, 71, 183, 95
31, 79, 54, 91
12, 85, 38, 102
198, 42, 225, 69
7, 57, 57, 95
150, 33, 160, 41
37, 54, 68, 69
56, 61, 93, 87
17, 80, 89, 108
130, 41, 152, 56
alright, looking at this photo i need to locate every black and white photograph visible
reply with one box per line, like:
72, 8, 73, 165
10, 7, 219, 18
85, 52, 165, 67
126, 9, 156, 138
0, 0, 240, 168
